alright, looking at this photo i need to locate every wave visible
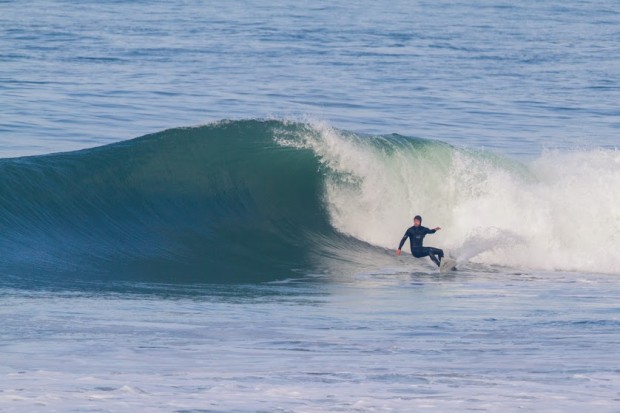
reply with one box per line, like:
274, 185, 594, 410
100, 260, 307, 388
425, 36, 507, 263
1, 119, 618, 285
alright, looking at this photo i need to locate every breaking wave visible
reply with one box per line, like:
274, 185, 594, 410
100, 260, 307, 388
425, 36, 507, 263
1, 119, 618, 285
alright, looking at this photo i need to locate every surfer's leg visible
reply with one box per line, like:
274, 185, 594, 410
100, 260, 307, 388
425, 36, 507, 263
411, 247, 429, 258
428, 247, 443, 267
428, 253, 440, 267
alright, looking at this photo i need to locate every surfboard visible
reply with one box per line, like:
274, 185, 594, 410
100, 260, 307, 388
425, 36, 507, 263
439, 257, 457, 273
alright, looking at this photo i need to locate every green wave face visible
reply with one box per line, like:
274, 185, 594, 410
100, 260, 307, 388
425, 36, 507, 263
0, 120, 352, 284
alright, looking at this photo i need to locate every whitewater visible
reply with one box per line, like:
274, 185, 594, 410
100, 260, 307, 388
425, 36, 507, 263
2, 0, 620, 412
280, 121, 620, 274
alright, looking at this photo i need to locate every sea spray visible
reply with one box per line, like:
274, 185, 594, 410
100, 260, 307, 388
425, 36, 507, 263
450, 228, 525, 265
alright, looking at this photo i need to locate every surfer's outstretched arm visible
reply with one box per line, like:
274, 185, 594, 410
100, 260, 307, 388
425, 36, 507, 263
396, 233, 409, 255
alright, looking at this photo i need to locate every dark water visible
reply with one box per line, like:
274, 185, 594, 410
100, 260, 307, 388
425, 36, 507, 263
0, 121, 338, 283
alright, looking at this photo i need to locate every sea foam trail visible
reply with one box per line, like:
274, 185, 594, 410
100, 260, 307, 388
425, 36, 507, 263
285, 122, 620, 274
0, 119, 618, 285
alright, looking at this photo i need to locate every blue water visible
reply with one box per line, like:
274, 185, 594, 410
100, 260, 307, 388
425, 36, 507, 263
2, 1, 619, 157
2, 273, 619, 412
1, 1, 619, 411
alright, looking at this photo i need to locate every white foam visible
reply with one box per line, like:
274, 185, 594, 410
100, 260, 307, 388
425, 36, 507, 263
295, 123, 620, 274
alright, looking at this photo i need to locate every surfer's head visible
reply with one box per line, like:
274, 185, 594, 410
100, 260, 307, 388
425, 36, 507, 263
413, 215, 422, 226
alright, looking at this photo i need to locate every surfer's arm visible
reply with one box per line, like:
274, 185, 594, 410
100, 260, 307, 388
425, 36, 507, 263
397, 233, 409, 254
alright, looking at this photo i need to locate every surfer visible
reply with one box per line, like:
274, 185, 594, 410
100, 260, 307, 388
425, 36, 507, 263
396, 215, 444, 267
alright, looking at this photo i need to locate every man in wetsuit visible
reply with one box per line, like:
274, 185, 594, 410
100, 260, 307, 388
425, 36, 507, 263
396, 215, 444, 267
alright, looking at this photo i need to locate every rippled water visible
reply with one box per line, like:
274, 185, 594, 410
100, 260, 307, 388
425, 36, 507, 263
1, 0, 619, 157
2, 271, 619, 412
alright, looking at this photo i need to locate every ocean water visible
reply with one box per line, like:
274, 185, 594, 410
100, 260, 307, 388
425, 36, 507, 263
1, 1, 619, 412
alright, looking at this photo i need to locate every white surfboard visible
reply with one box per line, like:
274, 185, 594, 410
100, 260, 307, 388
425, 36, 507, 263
439, 257, 457, 273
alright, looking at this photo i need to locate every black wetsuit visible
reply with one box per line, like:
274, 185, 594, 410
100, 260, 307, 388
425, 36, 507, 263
398, 225, 444, 266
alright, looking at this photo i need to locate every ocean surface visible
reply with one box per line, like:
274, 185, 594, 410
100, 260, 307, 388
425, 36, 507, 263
1, 1, 619, 412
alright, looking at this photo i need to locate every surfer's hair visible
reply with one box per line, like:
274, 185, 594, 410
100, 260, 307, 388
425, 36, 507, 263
414, 215, 422, 223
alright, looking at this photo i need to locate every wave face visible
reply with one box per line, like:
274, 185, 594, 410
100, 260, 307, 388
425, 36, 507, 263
0, 120, 360, 284
1, 119, 619, 284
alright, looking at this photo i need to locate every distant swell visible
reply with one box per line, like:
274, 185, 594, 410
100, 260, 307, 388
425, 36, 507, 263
1, 119, 619, 285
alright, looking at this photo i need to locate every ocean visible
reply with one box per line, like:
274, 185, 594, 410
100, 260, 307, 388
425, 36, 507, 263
1, 1, 619, 412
